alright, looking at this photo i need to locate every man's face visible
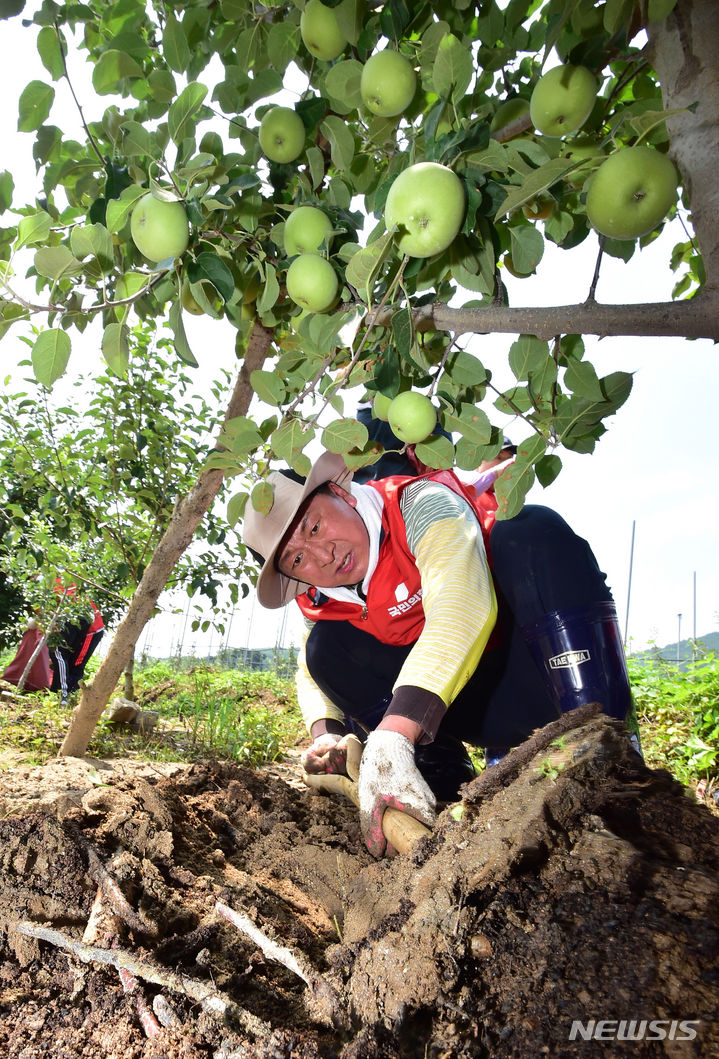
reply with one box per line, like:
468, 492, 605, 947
276, 482, 370, 588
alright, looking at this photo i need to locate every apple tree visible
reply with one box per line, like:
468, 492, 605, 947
0, 0, 716, 754
0, 326, 244, 693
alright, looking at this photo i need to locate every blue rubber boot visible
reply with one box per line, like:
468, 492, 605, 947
521, 601, 642, 756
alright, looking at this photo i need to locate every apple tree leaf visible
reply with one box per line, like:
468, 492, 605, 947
320, 116, 355, 171
0, 299, 29, 341
227, 491, 249, 526
414, 433, 456, 470
105, 185, 146, 233
257, 263, 280, 314
191, 252, 235, 302
509, 224, 544, 274
564, 358, 605, 400
420, 20, 451, 66
270, 420, 315, 476
494, 459, 536, 521
37, 25, 64, 80
508, 335, 550, 382
432, 34, 473, 103
92, 51, 143, 94
168, 82, 208, 144
0, 0, 25, 18
16, 211, 52, 248
604, 0, 634, 34
535, 453, 562, 488
162, 12, 191, 73
0, 170, 13, 213
31, 328, 71, 387
267, 23, 299, 70
101, 322, 129, 378
391, 306, 412, 360
70, 223, 115, 272
494, 157, 574, 219
250, 369, 286, 406
335, 0, 365, 45
442, 404, 492, 445
324, 60, 363, 112
321, 417, 369, 454
17, 80, 54, 131
34, 245, 84, 280
120, 120, 154, 157
443, 349, 489, 388
647, 0, 678, 17
217, 415, 265, 456
169, 298, 198, 367
251, 480, 275, 516
345, 229, 394, 305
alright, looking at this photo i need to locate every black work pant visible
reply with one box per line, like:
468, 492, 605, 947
305, 505, 614, 750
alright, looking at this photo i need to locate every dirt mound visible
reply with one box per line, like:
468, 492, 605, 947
0, 713, 717, 1058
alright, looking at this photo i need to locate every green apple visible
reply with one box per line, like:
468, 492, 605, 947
360, 50, 417, 118
529, 64, 597, 138
284, 205, 332, 256
286, 253, 338, 312
586, 146, 679, 240
130, 192, 189, 263
259, 107, 306, 164
561, 136, 605, 185
384, 162, 465, 258
372, 392, 393, 421
490, 97, 530, 138
300, 0, 347, 61
387, 391, 437, 444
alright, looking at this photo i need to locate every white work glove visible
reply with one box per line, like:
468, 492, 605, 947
358, 730, 436, 858
301, 733, 359, 777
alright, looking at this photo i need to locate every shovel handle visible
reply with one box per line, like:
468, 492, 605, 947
303, 772, 431, 855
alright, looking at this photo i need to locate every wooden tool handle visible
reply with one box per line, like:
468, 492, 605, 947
303, 772, 431, 854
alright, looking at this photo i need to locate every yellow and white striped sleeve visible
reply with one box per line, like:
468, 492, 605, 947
389, 480, 497, 736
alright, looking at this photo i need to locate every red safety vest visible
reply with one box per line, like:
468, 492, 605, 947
295, 470, 495, 645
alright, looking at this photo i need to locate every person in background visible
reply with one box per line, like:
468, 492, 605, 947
454, 436, 518, 533
243, 451, 639, 857
50, 581, 104, 703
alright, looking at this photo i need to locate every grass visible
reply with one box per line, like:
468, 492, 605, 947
628, 650, 719, 784
1, 649, 717, 798
0, 652, 305, 769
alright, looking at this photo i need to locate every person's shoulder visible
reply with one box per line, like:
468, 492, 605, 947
399, 475, 473, 520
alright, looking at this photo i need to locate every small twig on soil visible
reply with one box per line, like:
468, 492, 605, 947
153, 993, 182, 1028
215, 901, 342, 1026
116, 955, 162, 1039
462, 703, 604, 805
215, 900, 314, 986
65, 823, 158, 939
11, 920, 271, 1038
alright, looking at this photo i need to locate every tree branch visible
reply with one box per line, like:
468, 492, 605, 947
393, 292, 719, 341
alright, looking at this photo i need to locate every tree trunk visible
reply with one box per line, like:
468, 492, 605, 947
58, 321, 274, 758
123, 649, 135, 702
649, 0, 719, 297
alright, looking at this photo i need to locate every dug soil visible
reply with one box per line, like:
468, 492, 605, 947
0, 706, 717, 1059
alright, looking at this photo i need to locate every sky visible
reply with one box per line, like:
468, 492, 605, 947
0, 10, 716, 661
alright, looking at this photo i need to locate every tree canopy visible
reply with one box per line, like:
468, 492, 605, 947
1, 0, 717, 755
1, 0, 715, 521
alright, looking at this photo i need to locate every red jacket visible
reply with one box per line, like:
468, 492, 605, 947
295, 469, 495, 644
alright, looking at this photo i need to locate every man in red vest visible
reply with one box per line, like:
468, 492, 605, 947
243, 451, 636, 857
